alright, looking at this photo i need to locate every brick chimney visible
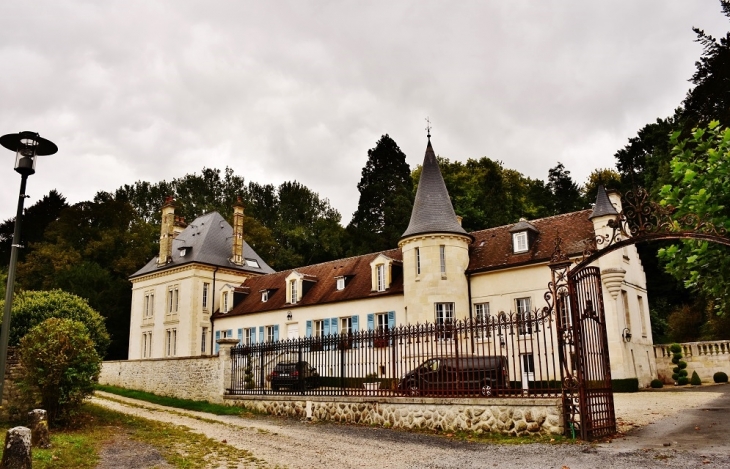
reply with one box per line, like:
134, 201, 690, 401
231, 197, 244, 265
158, 197, 175, 265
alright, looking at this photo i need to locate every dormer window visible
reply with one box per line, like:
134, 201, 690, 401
508, 218, 539, 254
261, 290, 269, 302
369, 254, 396, 292
336, 277, 346, 291
285, 271, 316, 304
513, 232, 528, 253
245, 259, 260, 268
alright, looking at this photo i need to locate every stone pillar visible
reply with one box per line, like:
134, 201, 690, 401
27, 409, 50, 449
217, 338, 240, 402
0, 426, 32, 469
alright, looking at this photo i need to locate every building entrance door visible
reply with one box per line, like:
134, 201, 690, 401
287, 324, 299, 340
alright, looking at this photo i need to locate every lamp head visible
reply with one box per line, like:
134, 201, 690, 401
0, 131, 57, 176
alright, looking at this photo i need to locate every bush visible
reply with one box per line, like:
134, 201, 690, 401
3, 289, 110, 357
690, 371, 702, 386
612, 378, 639, 393
650, 379, 664, 389
670, 343, 688, 385
714, 371, 728, 383
18, 318, 102, 423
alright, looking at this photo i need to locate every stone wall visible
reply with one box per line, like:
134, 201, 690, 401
654, 341, 730, 383
1, 347, 27, 421
224, 395, 563, 435
100, 355, 223, 403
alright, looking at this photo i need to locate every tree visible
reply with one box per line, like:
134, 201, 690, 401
348, 135, 413, 254
2, 289, 110, 357
0, 190, 68, 265
18, 318, 101, 423
546, 162, 584, 215
582, 168, 622, 203
658, 122, 730, 316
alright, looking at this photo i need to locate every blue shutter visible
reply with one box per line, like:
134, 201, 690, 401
351, 315, 359, 332
323, 318, 330, 336
215, 331, 221, 353
273, 325, 279, 342
237, 328, 243, 345
227, 329, 233, 340
306, 320, 312, 338
330, 318, 338, 335
259, 326, 264, 343
388, 311, 395, 330
249, 327, 256, 344
367, 313, 375, 331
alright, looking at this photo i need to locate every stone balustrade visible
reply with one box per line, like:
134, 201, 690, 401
654, 341, 730, 383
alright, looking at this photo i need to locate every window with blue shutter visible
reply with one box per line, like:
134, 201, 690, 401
227, 329, 233, 340
330, 318, 338, 335
215, 330, 220, 353
323, 318, 330, 336
273, 325, 279, 342
351, 315, 359, 332
237, 328, 243, 345
388, 311, 395, 330
367, 314, 375, 330
259, 326, 264, 343
306, 320, 312, 338
249, 327, 256, 344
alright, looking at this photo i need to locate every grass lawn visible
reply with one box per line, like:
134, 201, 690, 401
95, 384, 251, 416
0, 403, 266, 468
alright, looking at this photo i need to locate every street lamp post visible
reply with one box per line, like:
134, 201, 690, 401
0, 131, 57, 402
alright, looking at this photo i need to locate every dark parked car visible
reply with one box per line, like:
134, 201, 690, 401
270, 361, 320, 391
398, 356, 509, 396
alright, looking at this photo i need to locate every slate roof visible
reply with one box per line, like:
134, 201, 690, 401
467, 209, 594, 273
130, 211, 274, 279
590, 185, 619, 220
401, 139, 469, 239
215, 249, 403, 318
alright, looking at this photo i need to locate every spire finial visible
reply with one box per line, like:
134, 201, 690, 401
425, 117, 431, 140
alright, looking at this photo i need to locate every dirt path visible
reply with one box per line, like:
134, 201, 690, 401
92, 389, 730, 468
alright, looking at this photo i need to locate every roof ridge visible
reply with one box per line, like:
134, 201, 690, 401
258, 248, 401, 279
469, 209, 592, 236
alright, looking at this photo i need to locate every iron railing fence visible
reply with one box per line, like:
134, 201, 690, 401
227, 308, 564, 398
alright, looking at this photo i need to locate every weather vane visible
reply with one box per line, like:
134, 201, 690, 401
425, 117, 431, 139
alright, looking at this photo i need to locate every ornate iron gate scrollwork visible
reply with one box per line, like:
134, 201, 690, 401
548, 240, 615, 440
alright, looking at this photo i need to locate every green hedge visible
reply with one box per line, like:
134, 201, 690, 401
611, 378, 639, 393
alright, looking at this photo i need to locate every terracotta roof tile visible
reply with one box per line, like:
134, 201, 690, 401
217, 249, 403, 318
467, 209, 594, 272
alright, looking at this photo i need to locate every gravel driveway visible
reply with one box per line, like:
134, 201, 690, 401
92, 387, 730, 469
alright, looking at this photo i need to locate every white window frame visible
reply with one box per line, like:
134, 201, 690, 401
142, 332, 149, 358
336, 277, 345, 291
475, 302, 490, 338
290, 279, 298, 304
261, 290, 268, 302
516, 297, 532, 335
638, 295, 647, 338
435, 303, 455, 339
314, 320, 325, 338
222, 291, 229, 312
167, 285, 179, 314
513, 232, 528, 253
245, 259, 260, 268
266, 325, 275, 343
375, 312, 388, 332
621, 290, 631, 329
376, 264, 386, 292
341, 316, 352, 334
246, 327, 256, 345
201, 327, 208, 353
202, 282, 209, 309
165, 328, 177, 357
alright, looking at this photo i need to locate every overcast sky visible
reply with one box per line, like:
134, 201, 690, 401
0, 1, 727, 225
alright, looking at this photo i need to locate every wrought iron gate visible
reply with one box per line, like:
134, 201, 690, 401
548, 243, 616, 440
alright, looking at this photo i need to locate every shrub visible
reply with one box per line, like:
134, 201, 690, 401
670, 343, 688, 385
714, 371, 728, 383
3, 289, 110, 357
690, 371, 702, 386
612, 378, 639, 393
650, 379, 664, 389
18, 318, 102, 423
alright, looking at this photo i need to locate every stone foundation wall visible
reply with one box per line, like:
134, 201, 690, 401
654, 341, 730, 383
224, 395, 563, 435
100, 355, 222, 403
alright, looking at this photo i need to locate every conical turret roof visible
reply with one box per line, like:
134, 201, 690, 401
589, 185, 619, 219
401, 139, 468, 239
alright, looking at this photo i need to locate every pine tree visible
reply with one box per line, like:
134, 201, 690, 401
347, 135, 413, 254
546, 162, 583, 215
